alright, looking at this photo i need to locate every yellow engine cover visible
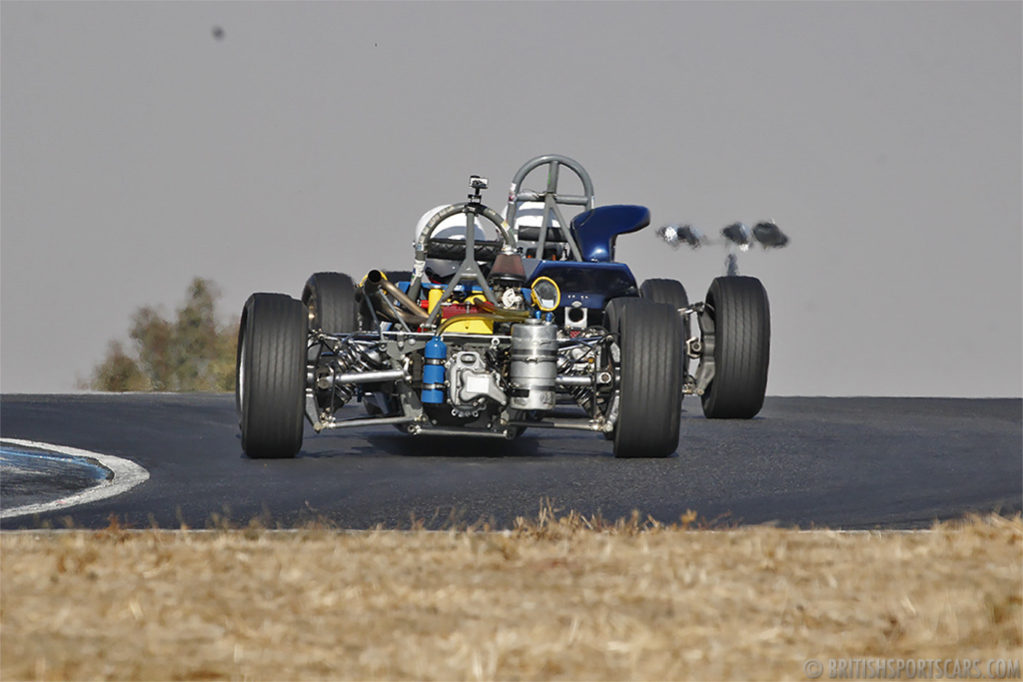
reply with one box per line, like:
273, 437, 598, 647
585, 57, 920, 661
444, 294, 494, 334
445, 318, 494, 334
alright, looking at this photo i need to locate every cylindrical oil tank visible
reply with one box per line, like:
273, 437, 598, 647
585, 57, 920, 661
509, 319, 557, 411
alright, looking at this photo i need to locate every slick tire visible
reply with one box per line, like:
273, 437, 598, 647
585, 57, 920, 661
302, 272, 358, 334
236, 293, 307, 459
612, 298, 683, 458
639, 277, 691, 381
700, 276, 770, 419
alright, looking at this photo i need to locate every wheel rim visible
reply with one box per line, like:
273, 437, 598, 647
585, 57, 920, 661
307, 297, 318, 329
237, 332, 247, 411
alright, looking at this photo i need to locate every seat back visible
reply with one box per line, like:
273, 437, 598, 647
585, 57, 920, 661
570, 205, 651, 262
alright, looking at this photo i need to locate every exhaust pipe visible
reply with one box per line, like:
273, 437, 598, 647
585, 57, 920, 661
364, 270, 429, 322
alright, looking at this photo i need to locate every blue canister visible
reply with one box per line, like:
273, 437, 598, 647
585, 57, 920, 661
421, 336, 447, 404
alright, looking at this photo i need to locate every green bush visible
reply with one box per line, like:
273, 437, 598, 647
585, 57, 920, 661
89, 278, 239, 392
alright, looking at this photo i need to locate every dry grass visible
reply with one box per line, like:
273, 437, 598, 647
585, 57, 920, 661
1, 509, 1020, 681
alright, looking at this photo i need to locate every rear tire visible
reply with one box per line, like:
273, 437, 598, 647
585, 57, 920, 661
640, 278, 691, 381
613, 298, 683, 458
302, 272, 357, 334
236, 293, 307, 459
700, 276, 770, 419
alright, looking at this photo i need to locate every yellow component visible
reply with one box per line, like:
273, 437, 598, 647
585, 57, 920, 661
427, 288, 443, 314
434, 294, 521, 334
442, 316, 494, 334
457, 295, 494, 332
531, 276, 561, 311
464, 293, 485, 304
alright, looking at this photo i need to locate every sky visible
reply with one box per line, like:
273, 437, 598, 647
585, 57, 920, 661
2, 1, 1020, 397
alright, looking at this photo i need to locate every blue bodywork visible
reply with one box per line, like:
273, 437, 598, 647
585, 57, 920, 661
519, 204, 649, 312
527, 260, 638, 311
570, 205, 650, 263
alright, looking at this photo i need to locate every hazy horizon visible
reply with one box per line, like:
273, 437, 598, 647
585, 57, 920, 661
2, 1, 1020, 397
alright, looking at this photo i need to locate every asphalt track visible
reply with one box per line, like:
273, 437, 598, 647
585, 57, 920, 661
0, 394, 1019, 530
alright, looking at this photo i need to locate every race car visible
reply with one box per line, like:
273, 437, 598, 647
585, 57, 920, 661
235, 155, 770, 459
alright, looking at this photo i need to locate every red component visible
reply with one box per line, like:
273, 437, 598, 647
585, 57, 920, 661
415, 298, 484, 319
441, 304, 482, 319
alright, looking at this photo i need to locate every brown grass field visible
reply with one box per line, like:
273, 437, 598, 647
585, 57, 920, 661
1, 510, 1020, 681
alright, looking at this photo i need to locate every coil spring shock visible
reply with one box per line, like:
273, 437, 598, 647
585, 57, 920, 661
571, 386, 594, 415
317, 339, 386, 407
557, 349, 597, 415
563, 340, 613, 418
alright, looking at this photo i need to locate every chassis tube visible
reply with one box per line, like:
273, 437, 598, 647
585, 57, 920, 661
555, 373, 613, 387
332, 368, 407, 385
555, 376, 595, 387
506, 419, 611, 432
318, 415, 415, 430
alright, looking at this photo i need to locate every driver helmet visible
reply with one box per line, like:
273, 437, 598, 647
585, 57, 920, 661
503, 201, 561, 232
414, 205, 488, 279
502, 201, 564, 258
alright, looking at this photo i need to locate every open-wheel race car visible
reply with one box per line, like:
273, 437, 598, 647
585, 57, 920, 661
236, 155, 770, 459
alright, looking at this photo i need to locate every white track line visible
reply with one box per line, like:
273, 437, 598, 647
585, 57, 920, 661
0, 438, 150, 519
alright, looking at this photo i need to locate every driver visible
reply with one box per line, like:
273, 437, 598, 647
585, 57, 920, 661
414, 205, 488, 283
502, 201, 570, 261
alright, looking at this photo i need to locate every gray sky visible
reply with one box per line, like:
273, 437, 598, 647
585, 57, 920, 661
2, 1, 1020, 397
